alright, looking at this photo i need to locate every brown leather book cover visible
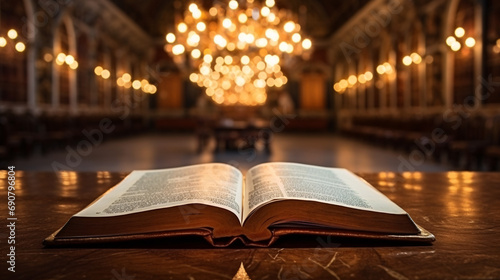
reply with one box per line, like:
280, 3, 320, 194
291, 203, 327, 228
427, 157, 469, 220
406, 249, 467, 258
44, 224, 434, 247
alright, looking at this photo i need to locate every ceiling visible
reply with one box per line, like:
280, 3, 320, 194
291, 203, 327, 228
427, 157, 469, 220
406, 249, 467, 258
110, 0, 371, 40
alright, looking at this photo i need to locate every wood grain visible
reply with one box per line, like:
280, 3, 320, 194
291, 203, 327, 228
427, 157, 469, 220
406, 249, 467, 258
1, 170, 499, 279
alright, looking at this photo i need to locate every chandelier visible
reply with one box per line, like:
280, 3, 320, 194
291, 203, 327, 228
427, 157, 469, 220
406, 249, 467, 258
164, 0, 312, 106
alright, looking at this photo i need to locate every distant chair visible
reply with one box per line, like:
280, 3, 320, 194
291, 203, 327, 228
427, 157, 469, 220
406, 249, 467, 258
448, 114, 489, 170
484, 115, 500, 171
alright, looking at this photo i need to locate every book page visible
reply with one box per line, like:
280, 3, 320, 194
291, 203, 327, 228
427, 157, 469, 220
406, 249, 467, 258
76, 163, 243, 223
243, 162, 406, 221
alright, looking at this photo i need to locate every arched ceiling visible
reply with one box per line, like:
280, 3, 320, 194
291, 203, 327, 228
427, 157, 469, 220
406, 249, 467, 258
110, 0, 371, 40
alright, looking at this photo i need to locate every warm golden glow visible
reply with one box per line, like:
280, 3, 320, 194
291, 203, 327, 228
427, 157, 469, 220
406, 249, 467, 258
177, 22, 188, 33
43, 53, 53, 62
302, 38, 312, 50
229, 0, 238, 10
446, 36, 456, 47
191, 49, 201, 59
348, 75, 357, 85
69, 61, 79, 69
164, 0, 312, 106
172, 44, 185, 55
266, 0, 275, 7
358, 74, 366, 84
333, 83, 342, 93
465, 37, 476, 48
454, 27, 465, 38
339, 79, 348, 88
65, 55, 75, 65
411, 53, 422, 64
451, 41, 461, 51
402, 55, 412, 66
15, 42, 25, 52
101, 69, 111, 79
122, 73, 131, 83
261, 6, 270, 17
56, 53, 66, 65
132, 80, 142, 90
117, 77, 125, 87
0, 37, 7, 47
376, 64, 386, 74
7, 29, 18, 39
284, 21, 296, 33
364, 71, 373, 81
166, 33, 176, 43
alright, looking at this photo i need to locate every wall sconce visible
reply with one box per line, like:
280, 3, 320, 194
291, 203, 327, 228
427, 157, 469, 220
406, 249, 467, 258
0, 29, 26, 52
334, 70, 374, 93
402, 53, 423, 66
95, 66, 156, 94
55, 52, 79, 69
446, 27, 475, 52
94, 66, 111, 79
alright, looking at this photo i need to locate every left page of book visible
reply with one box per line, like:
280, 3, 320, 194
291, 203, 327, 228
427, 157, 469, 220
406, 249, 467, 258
75, 163, 243, 223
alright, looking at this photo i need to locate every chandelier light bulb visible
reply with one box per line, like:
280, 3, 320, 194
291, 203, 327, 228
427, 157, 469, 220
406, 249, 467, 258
122, 73, 132, 83
446, 36, 456, 47
0, 37, 7, 47
172, 44, 185, 55
229, 0, 239, 10
222, 18, 232, 29
69, 61, 78, 69
261, 6, 270, 17
266, 0, 275, 7
292, 33, 301, 43
284, 21, 295, 33
177, 22, 187, 33
166, 33, 176, 43
383, 62, 393, 73
302, 39, 312, 50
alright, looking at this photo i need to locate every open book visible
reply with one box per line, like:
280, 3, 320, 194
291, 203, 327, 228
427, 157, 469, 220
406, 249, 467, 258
44, 162, 435, 247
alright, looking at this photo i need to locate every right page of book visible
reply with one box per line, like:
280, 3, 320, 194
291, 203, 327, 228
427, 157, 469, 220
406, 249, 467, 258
243, 162, 406, 221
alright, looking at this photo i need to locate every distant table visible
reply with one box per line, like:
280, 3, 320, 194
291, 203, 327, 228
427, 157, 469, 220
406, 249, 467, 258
1, 171, 500, 279
213, 118, 271, 153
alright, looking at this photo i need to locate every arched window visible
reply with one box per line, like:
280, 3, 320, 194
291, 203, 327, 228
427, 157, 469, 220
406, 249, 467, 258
77, 33, 90, 107
452, 0, 476, 105
0, 1, 27, 104
57, 23, 70, 106
484, 0, 500, 104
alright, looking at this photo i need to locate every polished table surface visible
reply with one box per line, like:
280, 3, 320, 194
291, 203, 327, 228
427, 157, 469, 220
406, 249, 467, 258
1, 170, 500, 279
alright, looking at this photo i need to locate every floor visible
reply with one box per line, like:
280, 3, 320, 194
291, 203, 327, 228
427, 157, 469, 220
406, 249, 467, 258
11, 132, 453, 174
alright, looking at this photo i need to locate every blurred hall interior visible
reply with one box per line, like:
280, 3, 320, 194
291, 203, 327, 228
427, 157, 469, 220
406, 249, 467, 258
1, 0, 500, 173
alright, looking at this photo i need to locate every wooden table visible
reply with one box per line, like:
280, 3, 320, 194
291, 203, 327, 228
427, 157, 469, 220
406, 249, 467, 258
1, 171, 500, 279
